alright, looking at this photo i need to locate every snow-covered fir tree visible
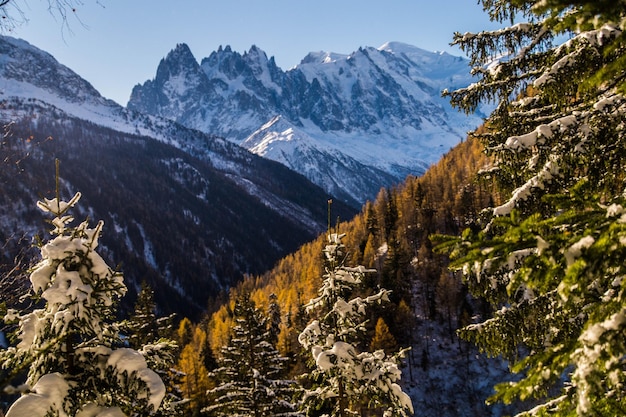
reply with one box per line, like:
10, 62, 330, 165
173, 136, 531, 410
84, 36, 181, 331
1, 186, 171, 417
298, 232, 413, 417
439, 0, 626, 415
204, 292, 301, 417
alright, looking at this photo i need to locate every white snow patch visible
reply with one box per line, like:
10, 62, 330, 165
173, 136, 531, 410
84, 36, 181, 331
564, 235, 595, 267
6, 373, 70, 417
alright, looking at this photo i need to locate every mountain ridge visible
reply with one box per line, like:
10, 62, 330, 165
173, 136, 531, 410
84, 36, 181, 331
128, 41, 487, 205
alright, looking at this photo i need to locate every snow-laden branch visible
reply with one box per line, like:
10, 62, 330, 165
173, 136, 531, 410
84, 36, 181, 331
493, 155, 560, 216
572, 308, 626, 414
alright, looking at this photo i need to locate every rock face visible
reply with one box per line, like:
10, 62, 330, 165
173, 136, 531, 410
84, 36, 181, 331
129, 42, 486, 206
0, 35, 356, 318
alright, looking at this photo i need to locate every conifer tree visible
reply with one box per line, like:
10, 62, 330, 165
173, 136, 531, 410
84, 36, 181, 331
361, 233, 377, 269
177, 325, 211, 416
177, 317, 194, 347
124, 282, 183, 417
1, 187, 169, 416
205, 292, 300, 417
438, 1, 626, 414
267, 292, 282, 346
298, 232, 413, 417
124, 281, 175, 348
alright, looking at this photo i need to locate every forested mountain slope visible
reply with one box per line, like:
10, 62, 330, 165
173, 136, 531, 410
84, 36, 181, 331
0, 105, 355, 319
193, 136, 523, 415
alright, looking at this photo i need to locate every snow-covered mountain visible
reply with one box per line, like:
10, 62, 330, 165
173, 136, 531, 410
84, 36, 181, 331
128, 42, 486, 205
0, 35, 353, 227
0, 35, 355, 317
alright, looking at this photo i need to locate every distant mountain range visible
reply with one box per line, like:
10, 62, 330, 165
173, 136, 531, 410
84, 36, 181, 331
0, 36, 355, 318
128, 42, 487, 206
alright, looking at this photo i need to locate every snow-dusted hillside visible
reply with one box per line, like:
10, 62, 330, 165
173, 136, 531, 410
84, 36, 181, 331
129, 42, 487, 206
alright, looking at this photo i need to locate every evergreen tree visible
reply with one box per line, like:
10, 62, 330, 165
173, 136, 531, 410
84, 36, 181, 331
383, 189, 398, 239
298, 232, 413, 417
124, 282, 183, 417
267, 292, 282, 347
361, 233, 377, 269
124, 281, 175, 348
205, 292, 300, 417
439, 1, 626, 414
1, 188, 169, 416
364, 201, 379, 238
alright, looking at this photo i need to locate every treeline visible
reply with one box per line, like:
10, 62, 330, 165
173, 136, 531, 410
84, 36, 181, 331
228, 134, 494, 340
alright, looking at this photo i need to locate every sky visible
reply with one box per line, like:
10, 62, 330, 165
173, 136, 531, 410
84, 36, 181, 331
7, 0, 503, 106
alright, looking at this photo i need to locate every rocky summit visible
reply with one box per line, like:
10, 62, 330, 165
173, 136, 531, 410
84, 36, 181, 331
128, 42, 487, 206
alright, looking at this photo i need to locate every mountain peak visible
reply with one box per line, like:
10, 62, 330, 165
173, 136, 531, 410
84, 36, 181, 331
129, 41, 485, 205
299, 50, 349, 65
244, 44, 271, 65
167, 43, 196, 60
201, 45, 244, 77
160, 43, 199, 72
127, 42, 207, 116
378, 41, 430, 54
378, 41, 468, 70
247, 44, 262, 54
0, 35, 110, 106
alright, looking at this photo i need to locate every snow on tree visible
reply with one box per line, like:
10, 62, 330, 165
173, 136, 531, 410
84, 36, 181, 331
1, 184, 170, 417
204, 292, 301, 417
438, 0, 626, 415
298, 232, 413, 417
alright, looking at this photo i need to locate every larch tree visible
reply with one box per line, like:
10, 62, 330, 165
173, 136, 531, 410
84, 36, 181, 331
1, 186, 169, 417
176, 317, 194, 347
369, 317, 398, 353
438, 0, 626, 415
298, 232, 413, 417
205, 292, 300, 417
177, 325, 212, 416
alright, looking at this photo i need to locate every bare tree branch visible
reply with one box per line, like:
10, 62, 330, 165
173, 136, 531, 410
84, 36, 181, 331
0, 1, 104, 34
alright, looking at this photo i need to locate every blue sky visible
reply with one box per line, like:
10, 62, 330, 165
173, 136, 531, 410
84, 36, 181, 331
10, 0, 502, 105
